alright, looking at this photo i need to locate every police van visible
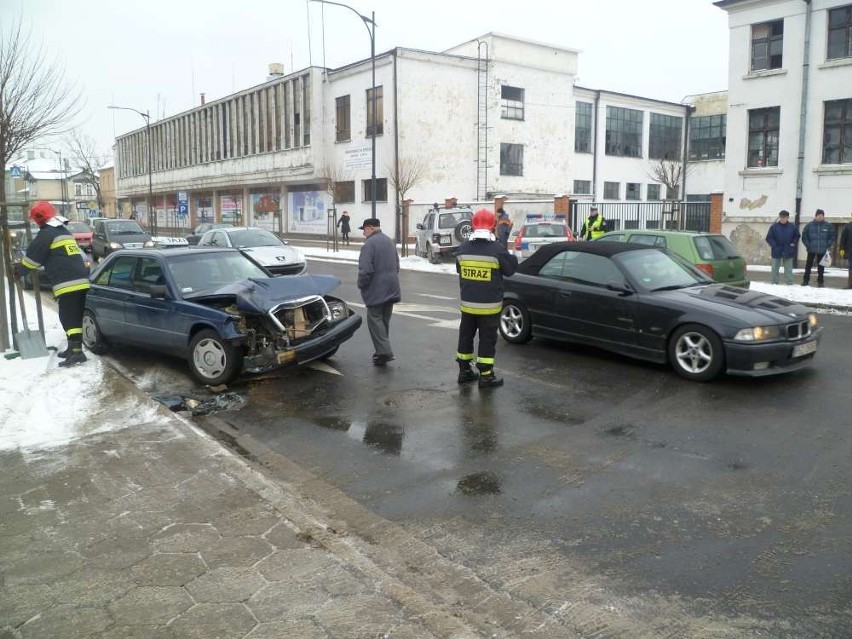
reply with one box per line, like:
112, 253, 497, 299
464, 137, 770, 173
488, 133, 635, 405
512, 214, 574, 260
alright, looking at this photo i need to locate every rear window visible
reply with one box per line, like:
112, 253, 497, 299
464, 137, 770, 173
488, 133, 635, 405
438, 211, 472, 229
524, 223, 567, 238
693, 235, 740, 261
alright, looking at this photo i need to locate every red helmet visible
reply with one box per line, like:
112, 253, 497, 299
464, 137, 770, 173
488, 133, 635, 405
471, 208, 496, 231
29, 201, 57, 226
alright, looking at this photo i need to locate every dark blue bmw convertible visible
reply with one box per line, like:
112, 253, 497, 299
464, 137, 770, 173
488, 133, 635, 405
82, 247, 362, 385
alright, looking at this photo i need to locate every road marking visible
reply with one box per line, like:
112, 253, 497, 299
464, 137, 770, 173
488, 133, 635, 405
417, 293, 456, 301
306, 361, 344, 375
348, 301, 458, 329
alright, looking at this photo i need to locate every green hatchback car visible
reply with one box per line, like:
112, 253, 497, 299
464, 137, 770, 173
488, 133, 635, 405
597, 229, 750, 288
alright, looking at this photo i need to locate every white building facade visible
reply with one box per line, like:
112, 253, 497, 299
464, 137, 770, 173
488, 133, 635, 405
716, 0, 852, 262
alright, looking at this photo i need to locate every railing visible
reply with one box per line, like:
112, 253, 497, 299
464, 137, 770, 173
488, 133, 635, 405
570, 201, 711, 235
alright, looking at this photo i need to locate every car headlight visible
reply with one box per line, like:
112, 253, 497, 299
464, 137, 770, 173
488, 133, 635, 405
808, 313, 818, 328
734, 325, 782, 342
326, 300, 348, 321
108, 241, 122, 249
143, 240, 156, 248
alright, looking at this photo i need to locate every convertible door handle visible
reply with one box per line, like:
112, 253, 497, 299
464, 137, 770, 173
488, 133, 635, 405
559, 291, 572, 297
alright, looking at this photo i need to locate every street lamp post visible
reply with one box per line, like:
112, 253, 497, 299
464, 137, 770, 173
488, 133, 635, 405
108, 105, 155, 236
310, 0, 377, 220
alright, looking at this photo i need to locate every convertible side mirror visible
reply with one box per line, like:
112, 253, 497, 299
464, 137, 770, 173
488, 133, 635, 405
416, 223, 424, 230
606, 280, 633, 295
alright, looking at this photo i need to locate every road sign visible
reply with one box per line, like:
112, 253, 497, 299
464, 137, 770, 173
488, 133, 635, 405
10, 166, 22, 178
177, 190, 189, 216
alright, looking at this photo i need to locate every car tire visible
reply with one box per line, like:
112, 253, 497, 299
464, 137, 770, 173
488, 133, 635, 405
454, 220, 473, 243
188, 329, 243, 386
427, 243, 441, 264
668, 323, 724, 382
499, 300, 533, 344
82, 310, 109, 355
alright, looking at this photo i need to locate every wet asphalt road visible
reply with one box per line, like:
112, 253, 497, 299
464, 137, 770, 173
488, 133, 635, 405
115, 259, 852, 636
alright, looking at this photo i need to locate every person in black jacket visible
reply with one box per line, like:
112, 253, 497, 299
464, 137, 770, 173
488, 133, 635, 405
337, 210, 351, 246
455, 209, 518, 388
840, 216, 852, 289
14, 201, 91, 366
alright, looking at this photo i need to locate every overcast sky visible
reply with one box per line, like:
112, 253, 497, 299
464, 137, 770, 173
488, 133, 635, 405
6, 0, 730, 159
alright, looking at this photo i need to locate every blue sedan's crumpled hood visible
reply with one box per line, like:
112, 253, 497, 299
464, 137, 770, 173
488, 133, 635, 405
190, 274, 341, 314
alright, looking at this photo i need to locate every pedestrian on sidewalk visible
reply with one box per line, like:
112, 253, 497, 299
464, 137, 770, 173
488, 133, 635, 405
337, 210, 351, 246
13, 201, 91, 366
357, 218, 401, 366
839, 215, 852, 289
495, 208, 513, 247
455, 209, 518, 388
765, 210, 800, 285
801, 208, 836, 287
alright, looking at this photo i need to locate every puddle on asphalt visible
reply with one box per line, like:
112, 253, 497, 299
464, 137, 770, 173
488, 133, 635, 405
456, 471, 502, 496
362, 422, 405, 456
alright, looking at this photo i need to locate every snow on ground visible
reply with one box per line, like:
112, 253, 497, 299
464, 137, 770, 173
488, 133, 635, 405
2, 251, 850, 452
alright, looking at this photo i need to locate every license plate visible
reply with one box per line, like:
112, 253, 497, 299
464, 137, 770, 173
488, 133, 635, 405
792, 340, 817, 357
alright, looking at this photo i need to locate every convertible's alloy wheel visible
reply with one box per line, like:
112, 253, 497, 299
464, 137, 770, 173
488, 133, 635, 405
674, 331, 713, 374
193, 338, 227, 379
501, 306, 524, 339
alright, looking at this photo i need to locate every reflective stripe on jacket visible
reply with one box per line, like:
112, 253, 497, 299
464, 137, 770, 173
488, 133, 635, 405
22, 224, 91, 297
456, 239, 518, 315
582, 215, 605, 240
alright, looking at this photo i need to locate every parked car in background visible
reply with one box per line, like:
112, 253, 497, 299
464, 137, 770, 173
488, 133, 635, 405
66, 220, 94, 253
186, 222, 233, 245
512, 214, 574, 259
92, 218, 155, 261
9, 225, 92, 290
499, 241, 820, 382
196, 226, 306, 276
597, 229, 749, 288
82, 247, 362, 385
414, 204, 474, 263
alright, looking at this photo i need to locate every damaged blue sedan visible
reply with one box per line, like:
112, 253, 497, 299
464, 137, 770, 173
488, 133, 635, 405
82, 247, 362, 385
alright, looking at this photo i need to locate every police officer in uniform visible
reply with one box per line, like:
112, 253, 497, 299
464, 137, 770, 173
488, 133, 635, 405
455, 209, 518, 388
14, 201, 91, 366
581, 205, 606, 240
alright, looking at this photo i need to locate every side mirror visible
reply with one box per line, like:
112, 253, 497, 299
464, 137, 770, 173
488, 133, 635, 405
416, 223, 424, 230
149, 284, 169, 299
606, 280, 633, 295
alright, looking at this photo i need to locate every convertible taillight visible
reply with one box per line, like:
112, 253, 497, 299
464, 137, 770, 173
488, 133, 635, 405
696, 263, 714, 278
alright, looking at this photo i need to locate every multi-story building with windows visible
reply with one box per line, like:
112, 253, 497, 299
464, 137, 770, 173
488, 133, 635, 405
716, 0, 852, 260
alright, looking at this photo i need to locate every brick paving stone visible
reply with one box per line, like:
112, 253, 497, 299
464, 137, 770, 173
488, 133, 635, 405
263, 522, 308, 550
131, 553, 208, 586
245, 620, 330, 639
50, 568, 135, 605
18, 604, 111, 639
169, 603, 258, 639
255, 548, 340, 582
199, 536, 274, 569
0, 584, 53, 627
83, 535, 155, 569
3, 550, 84, 586
185, 566, 268, 603
97, 625, 175, 639
248, 581, 332, 622
210, 506, 281, 537
314, 594, 410, 638
109, 586, 195, 625
152, 523, 222, 553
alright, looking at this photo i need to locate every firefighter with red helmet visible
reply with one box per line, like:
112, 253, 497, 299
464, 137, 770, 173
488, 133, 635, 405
455, 208, 518, 387
15, 201, 91, 366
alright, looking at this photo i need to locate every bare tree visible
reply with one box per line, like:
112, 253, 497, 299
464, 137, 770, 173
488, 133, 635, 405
646, 158, 690, 200
0, 15, 82, 350
317, 162, 352, 215
386, 156, 425, 254
65, 130, 109, 212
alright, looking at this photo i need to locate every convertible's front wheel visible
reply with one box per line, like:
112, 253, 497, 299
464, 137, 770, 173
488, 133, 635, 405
499, 301, 532, 344
668, 324, 724, 382
189, 329, 243, 386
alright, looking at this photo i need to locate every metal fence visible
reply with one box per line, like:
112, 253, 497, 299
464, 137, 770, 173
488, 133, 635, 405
570, 201, 711, 236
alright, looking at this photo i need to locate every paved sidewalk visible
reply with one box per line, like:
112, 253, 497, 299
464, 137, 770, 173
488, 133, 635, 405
0, 371, 472, 639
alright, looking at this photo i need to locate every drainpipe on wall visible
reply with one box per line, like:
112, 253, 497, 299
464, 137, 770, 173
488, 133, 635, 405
393, 48, 401, 251
592, 90, 601, 199
681, 104, 694, 229
794, 0, 814, 268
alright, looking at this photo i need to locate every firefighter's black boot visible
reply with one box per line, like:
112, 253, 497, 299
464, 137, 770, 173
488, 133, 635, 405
477, 368, 503, 388
58, 336, 87, 367
457, 360, 479, 384
57, 345, 70, 359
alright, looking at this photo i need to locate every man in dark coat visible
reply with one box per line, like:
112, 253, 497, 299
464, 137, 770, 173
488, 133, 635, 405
839, 215, 852, 289
801, 208, 836, 287
357, 218, 401, 365
765, 209, 800, 285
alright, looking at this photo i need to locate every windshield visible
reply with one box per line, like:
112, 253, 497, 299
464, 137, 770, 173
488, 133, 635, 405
228, 228, 282, 248
66, 222, 91, 233
616, 249, 709, 291
107, 221, 146, 235
168, 251, 269, 295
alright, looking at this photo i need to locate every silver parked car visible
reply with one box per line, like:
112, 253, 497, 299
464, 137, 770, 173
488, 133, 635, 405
196, 226, 306, 276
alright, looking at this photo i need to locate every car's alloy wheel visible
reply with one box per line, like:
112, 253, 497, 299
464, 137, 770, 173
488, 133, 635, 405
499, 301, 532, 344
668, 324, 724, 382
189, 329, 243, 386
82, 310, 109, 355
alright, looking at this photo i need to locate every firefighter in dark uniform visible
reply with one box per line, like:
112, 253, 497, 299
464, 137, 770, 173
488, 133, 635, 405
455, 209, 518, 388
14, 201, 91, 366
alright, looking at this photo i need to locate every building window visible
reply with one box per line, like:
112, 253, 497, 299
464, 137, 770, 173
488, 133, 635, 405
366, 86, 383, 137
823, 98, 852, 164
647, 184, 661, 201
336, 95, 351, 142
605, 106, 643, 157
335, 180, 355, 203
501, 85, 525, 120
500, 143, 524, 176
626, 182, 641, 200
828, 6, 852, 60
649, 113, 683, 160
689, 114, 726, 160
362, 178, 387, 202
302, 75, 311, 146
575, 101, 593, 153
751, 20, 784, 71
603, 181, 620, 200
748, 107, 780, 167
573, 179, 591, 195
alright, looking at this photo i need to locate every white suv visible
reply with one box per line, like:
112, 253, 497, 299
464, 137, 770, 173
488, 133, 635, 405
414, 206, 474, 263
